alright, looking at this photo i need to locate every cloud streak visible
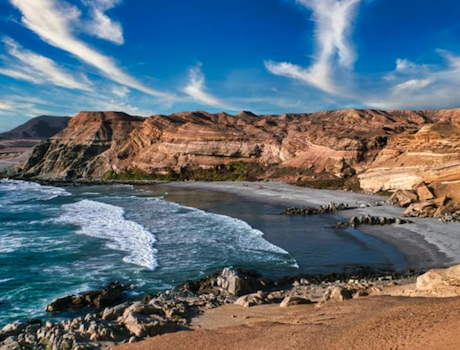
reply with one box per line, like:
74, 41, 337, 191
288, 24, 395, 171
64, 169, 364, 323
82, 0, 124, 45
8, 0, 172, 99
266, 0, 363, 95
184, 63, 235, 110
0, 101, 14, 110
0, 37, 92, 91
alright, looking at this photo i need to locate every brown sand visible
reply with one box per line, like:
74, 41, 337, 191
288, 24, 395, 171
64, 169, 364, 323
115, 296, 460, 350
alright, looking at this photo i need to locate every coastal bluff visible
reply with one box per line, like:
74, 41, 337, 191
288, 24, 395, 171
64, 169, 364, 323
18, 109, 460, 202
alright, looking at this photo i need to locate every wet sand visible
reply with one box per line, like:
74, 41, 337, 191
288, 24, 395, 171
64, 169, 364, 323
158, 181, 457, 271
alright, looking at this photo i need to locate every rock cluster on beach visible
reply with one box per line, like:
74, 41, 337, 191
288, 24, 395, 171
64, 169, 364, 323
0, 267, 423, 350
336, 216, 412, 228
283, 202, 355, 215
387, 181, 460, 221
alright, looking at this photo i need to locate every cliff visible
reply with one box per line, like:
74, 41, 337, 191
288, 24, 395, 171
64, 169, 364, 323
21, 109, 460, 202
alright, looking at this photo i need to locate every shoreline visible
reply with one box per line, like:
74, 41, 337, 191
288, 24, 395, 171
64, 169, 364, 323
2, 179, 460, 349
158, 181, 456, 272
5, 177, 455, 272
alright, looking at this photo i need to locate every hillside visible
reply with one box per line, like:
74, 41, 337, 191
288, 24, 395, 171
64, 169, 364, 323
20, 109, 460, 206
0, 116, 71, 141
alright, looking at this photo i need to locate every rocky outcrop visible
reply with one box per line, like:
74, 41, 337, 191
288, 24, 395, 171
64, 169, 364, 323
415, 265, 460, 297
0, 267, 425, 350
18, 109, 460, 210
23, 112, 144, 180
46, 282, 129, 312
20, 109, 455, 182
359, 120, 460, 204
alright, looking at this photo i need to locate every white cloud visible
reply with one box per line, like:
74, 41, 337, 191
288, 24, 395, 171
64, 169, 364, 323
184, 63, 235, 110
266, 0, 363, 95
7, 0, 173, 99
393, 78, 432, 93
82, 0, 124, 45
111, 85, 130, 98
0, 67, 43, 84
0, 101, 14, 110
369, 53, 460, 110
0, 37, 92, 91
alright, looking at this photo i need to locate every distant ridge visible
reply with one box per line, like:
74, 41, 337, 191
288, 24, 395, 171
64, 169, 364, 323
0, 116, 71, 141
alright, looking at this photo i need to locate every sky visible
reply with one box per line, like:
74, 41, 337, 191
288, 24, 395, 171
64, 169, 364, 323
1, 0, 460, 131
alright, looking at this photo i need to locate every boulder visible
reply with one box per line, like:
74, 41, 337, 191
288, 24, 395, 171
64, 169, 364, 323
0, 322, 27, 341
234, 292, 266, 308
322, 287, 352, 303
120, 312, 182, 338
415, 264, 460, 297
404, 202, 437, 218
46, 296, 74, 313
102, 302, 130, 321
279, 296, 312, 308
413, 182, 435, 201
434, 202, 454, 218
388, 190, 418, 207
216, 268, 259, 296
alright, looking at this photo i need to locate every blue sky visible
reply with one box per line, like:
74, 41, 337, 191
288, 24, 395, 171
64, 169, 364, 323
1, 0, 460, 131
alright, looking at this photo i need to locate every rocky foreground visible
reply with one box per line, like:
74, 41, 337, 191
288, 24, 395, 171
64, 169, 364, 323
4, 264, 460, 350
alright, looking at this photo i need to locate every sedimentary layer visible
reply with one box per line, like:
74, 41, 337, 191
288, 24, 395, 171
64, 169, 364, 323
19, 109, 460, 203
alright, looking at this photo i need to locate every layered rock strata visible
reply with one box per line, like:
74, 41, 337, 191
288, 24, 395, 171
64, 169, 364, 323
20, 109, 460, 208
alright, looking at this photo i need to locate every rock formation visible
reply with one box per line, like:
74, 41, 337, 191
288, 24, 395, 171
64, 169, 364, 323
18, 108, 460, 208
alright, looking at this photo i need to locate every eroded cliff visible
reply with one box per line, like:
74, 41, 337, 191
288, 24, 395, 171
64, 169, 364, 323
21, 108, 460, 203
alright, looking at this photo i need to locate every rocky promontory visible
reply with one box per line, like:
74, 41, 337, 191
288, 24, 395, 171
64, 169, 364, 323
3, 264, 460, 350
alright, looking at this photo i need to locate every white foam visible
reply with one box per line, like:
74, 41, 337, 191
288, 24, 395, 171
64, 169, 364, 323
0, 179, 71, 203
54, 199, 158, 270
135, 197, 299, 269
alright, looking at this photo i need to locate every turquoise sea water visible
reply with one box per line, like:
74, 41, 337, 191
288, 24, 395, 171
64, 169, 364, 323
0, 180, 406, 327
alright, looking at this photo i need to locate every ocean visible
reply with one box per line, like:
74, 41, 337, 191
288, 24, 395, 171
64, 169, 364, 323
0, 180, 406, 327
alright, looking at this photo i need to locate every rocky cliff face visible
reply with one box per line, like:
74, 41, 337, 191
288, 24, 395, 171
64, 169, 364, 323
21, 109, 460, 200
359, 119, 460, 201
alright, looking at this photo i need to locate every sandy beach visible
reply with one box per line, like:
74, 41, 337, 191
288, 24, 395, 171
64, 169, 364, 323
159, 181, 458, 271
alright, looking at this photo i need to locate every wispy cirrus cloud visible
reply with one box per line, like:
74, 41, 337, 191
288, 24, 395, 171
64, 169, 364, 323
184, 63, 235, 110
369, 52, 460, 109
265, 0, 460, 110
0, 37, 92, 91
266, 0, 363, 95
0, 101, 14, 110
7, 0, 173, 99
82, 0, 124, 45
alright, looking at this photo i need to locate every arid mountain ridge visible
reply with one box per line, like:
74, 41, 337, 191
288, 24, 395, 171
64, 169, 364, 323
20, 108, 460, 202
0, 116, 70, 164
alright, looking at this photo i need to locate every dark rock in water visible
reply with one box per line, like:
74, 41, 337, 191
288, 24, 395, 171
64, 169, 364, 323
46, 295, 74, 313
336, 216, 413, 228
284, 202, 355, 216
46, 282, 130, 313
